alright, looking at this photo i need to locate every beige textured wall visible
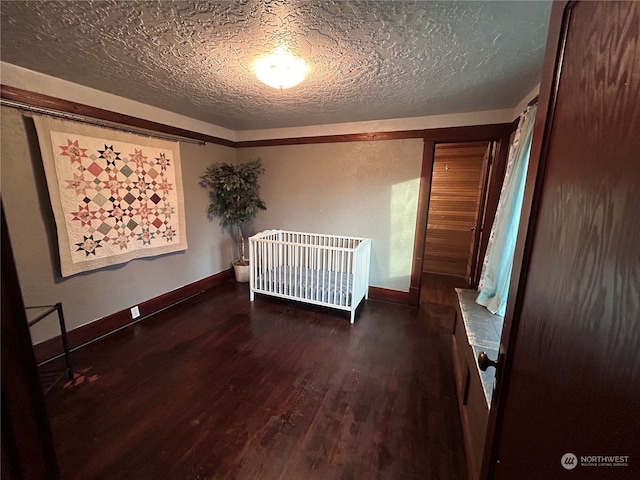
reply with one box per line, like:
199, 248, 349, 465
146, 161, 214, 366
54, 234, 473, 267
2, 105, 424, 342
1, 106, 236, 343
237, 139, 424, 292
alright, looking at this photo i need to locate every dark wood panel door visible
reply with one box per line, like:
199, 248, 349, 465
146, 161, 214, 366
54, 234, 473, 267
485, 2, 640, 479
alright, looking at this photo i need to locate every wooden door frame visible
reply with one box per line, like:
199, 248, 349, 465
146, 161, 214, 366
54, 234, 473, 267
479, 2, 571, 478
408, 124, 514, 306
468, 142, 494, 286
1, 200, 59, 479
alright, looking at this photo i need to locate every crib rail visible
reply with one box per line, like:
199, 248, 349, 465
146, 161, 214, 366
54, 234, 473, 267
249, 230, 371, 323
251, 230, 365, 249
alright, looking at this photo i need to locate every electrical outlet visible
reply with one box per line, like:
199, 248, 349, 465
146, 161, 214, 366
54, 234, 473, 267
130, 305, 140, 319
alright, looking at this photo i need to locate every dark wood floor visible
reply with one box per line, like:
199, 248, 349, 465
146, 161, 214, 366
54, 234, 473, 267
44, 274, 467, 480
420, 273, 468, 335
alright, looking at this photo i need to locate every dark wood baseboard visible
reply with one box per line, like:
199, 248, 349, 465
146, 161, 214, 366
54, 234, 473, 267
33, 269, 234, 364
368, 286, 410, 305
35, 274, 404, 363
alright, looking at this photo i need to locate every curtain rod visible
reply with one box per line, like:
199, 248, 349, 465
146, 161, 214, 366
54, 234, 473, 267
0, 98, 206, 146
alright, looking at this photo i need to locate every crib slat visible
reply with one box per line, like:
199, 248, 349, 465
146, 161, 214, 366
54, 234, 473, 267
322, 247, 327, 303
294, 243, 299, 298
258, 240, 262, 292
304, 245, 309, 300
289, 242, 292, 297
265, 240, 269, 292
348, 250, 352, 306
278, 242, 282, 295
333, 252, 340, 305
339, 249, 342, 306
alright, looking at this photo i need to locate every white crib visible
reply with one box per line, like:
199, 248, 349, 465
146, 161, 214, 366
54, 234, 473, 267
249, 230, 371, 323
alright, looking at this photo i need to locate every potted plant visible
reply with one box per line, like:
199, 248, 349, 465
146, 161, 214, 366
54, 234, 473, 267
201, 158, 267, 282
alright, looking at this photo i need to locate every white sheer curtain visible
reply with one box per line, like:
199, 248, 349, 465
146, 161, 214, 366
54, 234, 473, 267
476, 104, 537, 315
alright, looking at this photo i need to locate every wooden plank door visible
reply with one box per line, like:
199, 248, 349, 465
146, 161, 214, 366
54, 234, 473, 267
483, 2, 640, 479
423, 141, 489, 280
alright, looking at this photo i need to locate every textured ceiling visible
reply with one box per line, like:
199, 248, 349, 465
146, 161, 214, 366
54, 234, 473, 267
1, 1, 552, 131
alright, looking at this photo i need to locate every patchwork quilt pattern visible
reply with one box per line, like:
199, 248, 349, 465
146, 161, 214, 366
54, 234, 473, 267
34, 116, 187, 276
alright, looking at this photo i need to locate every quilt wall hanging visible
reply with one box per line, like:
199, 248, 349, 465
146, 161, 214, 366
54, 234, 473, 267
34, 115, 187, 277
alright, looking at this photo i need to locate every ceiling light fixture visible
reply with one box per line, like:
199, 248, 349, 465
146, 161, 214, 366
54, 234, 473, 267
254, 46, 308, 90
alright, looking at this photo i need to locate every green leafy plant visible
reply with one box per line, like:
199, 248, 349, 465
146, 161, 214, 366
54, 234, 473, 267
201, 158, 266, 265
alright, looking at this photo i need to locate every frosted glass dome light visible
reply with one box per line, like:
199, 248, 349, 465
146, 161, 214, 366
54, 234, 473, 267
254, 46, 308, 89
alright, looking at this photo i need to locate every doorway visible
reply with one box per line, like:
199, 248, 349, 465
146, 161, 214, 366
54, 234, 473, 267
408, 125, 512, 308
422, 141, 492, 284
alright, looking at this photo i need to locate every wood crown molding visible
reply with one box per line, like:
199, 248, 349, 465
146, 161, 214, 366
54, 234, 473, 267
2, 85, 513, 148
0, 85, 235, 147
234, 130, 425, 147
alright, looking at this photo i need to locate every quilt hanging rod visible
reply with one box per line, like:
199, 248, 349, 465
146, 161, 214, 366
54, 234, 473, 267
0, 98, 206, 145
